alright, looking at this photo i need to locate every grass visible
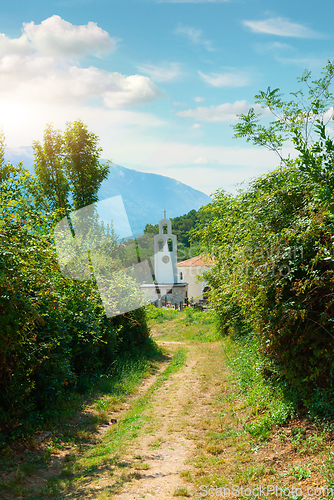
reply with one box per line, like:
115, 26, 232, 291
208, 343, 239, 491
148, 305, 221, 343
183, 325, 334, 498
222, 333, 296, 441
133, 462, 150, 470
289, 465, 312, 480
145, 304, 179, 323
173, 486, 191, 497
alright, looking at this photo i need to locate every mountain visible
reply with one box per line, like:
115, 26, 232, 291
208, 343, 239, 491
6, 147, 211, 234
97, 164, 211, 234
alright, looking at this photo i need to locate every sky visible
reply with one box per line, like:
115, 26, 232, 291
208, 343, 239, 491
1, 0, 333, 196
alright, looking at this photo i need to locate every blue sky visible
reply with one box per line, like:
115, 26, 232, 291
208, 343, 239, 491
1, 0, 333, 195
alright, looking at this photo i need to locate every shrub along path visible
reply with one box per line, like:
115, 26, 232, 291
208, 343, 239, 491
1, 309, 334, 499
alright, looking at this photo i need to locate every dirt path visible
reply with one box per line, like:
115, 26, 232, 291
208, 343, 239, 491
1, 319, 228, 500
110, 338, 227, 500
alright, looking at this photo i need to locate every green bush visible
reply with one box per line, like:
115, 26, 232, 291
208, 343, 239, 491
195, 164, 334, 418
0, 166, 151, 442
260, 210, 334, 414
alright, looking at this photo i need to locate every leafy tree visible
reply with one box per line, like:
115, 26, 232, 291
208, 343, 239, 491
233, 59, 334, 210
0, 129, 18, 187
144, 223, 159, 234
32, 124, 69, 214
33, 120, 110, 215
0, 129, 4, 167
63, 119, 110, 210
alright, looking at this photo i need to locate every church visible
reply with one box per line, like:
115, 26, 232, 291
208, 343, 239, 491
139, 211, 188, 307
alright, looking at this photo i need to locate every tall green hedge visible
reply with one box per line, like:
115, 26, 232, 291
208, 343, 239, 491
195, 166, 334, 417
195, 62, 334, 418
0, 165, 150, 439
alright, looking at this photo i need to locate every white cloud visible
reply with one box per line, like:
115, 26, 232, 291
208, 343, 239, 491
254, 41, 293, 53
199, 70, 250, 87
0, 17, 164, 109
324, 107, 334, 124
159, 165, 265, 195
0, 33, 30, 56
275, 56, 331, 69
176, 25, 201, 43
112, 138, 289, 170
23, 15, 116, 57
192, 123, 201, 129
326, 126, 334, 137
176, 101, 268, 123
194, 96, 205, 102
242, 17, 323, 38
159, 166, 251, 195
175, 25, 214, 51
0, 54, 164, 108
0, 16, 169, 172
173, 101, 188, 106
6, 102, 289, 196
104, 73, 165, 107
137, 62, 183, 82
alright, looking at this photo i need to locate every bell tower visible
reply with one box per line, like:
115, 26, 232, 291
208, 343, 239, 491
154, 211, 177, 284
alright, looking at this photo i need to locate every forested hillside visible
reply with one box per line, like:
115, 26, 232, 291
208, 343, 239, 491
119, 208, 205, 268
143, 208, 206, 262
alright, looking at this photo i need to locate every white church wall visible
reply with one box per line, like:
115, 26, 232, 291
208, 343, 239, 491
179, 266, 208, 299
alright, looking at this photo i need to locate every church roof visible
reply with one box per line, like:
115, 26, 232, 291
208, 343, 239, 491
177, 254, 213, 267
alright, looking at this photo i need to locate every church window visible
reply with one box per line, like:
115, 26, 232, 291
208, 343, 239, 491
158, 239, 163, 251
167, 238, 173, 252
180, 271, 183, 280
163, 224, 168, 234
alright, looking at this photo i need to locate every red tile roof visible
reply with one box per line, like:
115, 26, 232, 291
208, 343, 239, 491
177, 254, 213, 267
